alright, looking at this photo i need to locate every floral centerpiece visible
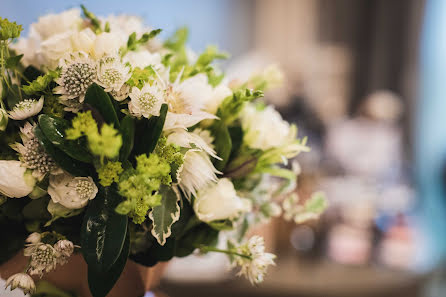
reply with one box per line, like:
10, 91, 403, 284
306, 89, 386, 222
0, 6, 327, 297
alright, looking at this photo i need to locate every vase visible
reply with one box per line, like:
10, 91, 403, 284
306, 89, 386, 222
0, 251, 167, 297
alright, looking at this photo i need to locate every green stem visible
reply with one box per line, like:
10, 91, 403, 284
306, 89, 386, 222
199, 245, 252, 260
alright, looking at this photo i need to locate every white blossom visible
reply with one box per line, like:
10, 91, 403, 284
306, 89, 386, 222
5, 273, 36, 295
166, 128, 220, 160
31, 8, 81, 41
232, 236, 276, 284
92, 32, 126, 58
194, 178, 251, 222
0, 160, 36, 198
8, 96, 44, 120
11, 122, 61, 180
26, 232, 42, 244
54, 52, 97, 111
24, 243, 59, 276
128, 83, 164, 118
203, 83, 232, 115
96, 56, 131, 93
123, 50, 163, 70
48, 172, 98, 209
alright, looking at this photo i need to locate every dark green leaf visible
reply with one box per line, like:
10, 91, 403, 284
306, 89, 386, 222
5, 54, 23, 69
81, 186, 128, 273
84, 83, 120, 129
88, 228, 130, 297
228, 126, 243, 158
209, 219, 234, 231
34, 126, 90, 176
22, 65, 43, 84
211, 120, 232, 172
149, 186, 180, 245
133, 104, 167, 156
5, 84, 21, 109
129, 237, 175, 267
175, 223, 219, 257
119, 115, 135, 162
38, 114, 93, 163
22, 196, 51, 220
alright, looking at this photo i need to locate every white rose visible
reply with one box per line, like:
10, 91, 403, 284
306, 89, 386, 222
48, 173, 98, 209
71, 28, 96, 53
0, 160, 35, 198
31, 8, 81, 41
194, 178, 251, 222
241, 104, 292, 150
93, 32, 126, 58
203, 83, 232, 115
123, 50, 162, 69
39, 31, 75, 68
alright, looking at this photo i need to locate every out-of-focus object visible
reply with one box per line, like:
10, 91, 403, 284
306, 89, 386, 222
360, 90, 404, 123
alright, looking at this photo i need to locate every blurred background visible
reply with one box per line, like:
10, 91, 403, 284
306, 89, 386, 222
3, 0, 446, 296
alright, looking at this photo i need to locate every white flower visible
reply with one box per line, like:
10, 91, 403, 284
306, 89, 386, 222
8, 96, 44, 120
96, 56, 131, 93
54, 239, 74, 260
26, 232, 42, 244
110, 84, 131, 101
0, 108, 8, 131
54, 52, 97, 112
241, 104, 292, 150
31, 8, 81, 41
102, 15, 145, 40
92, 32, 126, 59
203, 83, 232, 115
5, 273, 36, 295
194, 178, 250, 222
166, 128, 220, 160
10, 28, 43, 68
48, 172, 98, 209
39, 31, 75, 69
24, 243, 59, 276
123, 50, 163, 70
12, 122, 61, 180
0, 160, 36, 198
71, 28, 96, 53
128, 83, 164, 118
162, 73, 218, 130
177, 151, 220, 199
233, 236, 276, 284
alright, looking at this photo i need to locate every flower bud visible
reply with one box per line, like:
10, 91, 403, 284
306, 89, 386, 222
26, 232, 41, 244
5, 273, 36, 295
54, 239, 74, 257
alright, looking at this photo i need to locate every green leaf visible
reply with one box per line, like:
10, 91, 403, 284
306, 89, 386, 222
211, 120, 232, 172
119, 116, 135, 162
22, 70, 59, 95
175, 223, 219, 257
218, 89, 264, 125
84, 83, 120, 129
81, 186, 128, 273
224, 155, 257, 178
22, 196, 51, 221
33, 126, 90, 176
81, 5, 101, 33
133, 104, 168, 156
22, 65, 43, 83
38, 114, 93, 163
209, 219, 234, 231
5, 54, 23, 69
0, 17, 23, 40
164, 27, 189, 51
148, 186, 180, 245
5, 84, 21, 109
88, 228, 130, 297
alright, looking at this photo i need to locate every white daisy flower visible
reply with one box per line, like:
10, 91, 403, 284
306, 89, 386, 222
8, 96, 44, 120
11, 122, 61, 180
161, 72, 218, 130
5, 273, 36, 295
54, 52, 97, 112
48, 172, 98, 209
96, 56, 131, 93
128, 83, 164, 118
232, 236, 276, 284
177, 150, 220, 199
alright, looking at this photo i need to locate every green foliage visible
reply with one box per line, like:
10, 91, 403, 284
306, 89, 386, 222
81, 5, 102, 33
164, 27, 189, 52
42, 94, 65, 118
22, 70, 59, 95
5, 54, 23, 69
81, 186, 128, 273
133, 104, 168, 156
118, 115, 135, 162
97, 161, 123, 187
126, 66, 156, 89
116, 153, 171, 224
218, 88, 264, 125
210, 119, 232, 172
125, 29, 162, 53
0, 17, 22, 40
149, 186, 180, 245
84, 83, 120, 128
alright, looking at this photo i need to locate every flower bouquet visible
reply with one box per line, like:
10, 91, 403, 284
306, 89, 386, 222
0, 6, 327, 297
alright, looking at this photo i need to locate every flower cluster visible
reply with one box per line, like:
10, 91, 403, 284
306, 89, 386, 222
0, 7, 326, 296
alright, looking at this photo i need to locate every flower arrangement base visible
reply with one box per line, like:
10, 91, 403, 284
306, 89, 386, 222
1, 252, 167, 297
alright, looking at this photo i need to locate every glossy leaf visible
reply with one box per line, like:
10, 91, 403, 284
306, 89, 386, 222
38, 114, 92, 163
34, 126, 89, 176
133, 104, 168, 156
84, 83, 120, 128
119, 115, 135, 162
148, 186, 180, 246
88, 229, 130, 297
211, 120, 232, 172
81, 186, 128, 273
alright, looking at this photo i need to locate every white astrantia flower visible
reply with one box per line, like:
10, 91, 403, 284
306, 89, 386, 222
177, 150, 220, 199
161, 73, 218, 130
241, 104, 293, 150
166, 128, 220, 160
24, 243, 59, 276
8, 96, 44, 120
232, 236, 276, 284
96, 56, 131, 93
11, 122, 61, 180
54, 51, 97, 112
128, 83, 164, 118
0, 160, 36, 198
48, 172, 98, 209
5, 273, 36, 295
54, 239, 74, 258
194, 178, 251, 222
